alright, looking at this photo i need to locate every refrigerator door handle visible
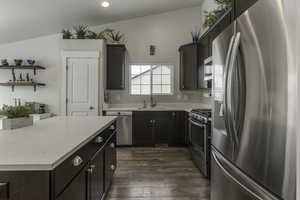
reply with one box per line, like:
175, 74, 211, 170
212, 148, 279, 200
223, 34, 236, 143
227, 32, 242, 148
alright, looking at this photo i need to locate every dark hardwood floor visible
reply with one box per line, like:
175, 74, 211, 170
106, 147, 210, 200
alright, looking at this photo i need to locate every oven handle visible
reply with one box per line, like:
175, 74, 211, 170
189, 118, 206, 128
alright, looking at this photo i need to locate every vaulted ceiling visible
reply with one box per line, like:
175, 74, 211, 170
0, 0, 203, 44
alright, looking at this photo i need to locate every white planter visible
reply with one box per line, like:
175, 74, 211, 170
2, 117, 33, 130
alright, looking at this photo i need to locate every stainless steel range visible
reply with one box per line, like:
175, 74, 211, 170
188, 109, 211, 178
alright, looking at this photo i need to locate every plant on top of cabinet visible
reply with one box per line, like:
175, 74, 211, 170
202, 0, 232, 29
73, 24, 89, 39
62, 29, 73, 39
107, 30, 126, 44
191, 28, 201, 43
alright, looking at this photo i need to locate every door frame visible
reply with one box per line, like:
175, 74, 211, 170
61, 51, 100, 116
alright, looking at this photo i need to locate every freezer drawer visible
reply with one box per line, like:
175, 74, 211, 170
211, 148, 279, 200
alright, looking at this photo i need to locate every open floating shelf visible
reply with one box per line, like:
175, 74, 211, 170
0, 82, 46, 92
0, 65, 46, 75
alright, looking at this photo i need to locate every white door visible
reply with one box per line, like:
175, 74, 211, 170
67, 58, 98, 116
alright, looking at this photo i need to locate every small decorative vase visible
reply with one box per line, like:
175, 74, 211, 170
1, 59, 9, 66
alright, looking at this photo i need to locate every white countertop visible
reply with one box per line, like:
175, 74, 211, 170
103, 103, 211, 112
0, 116, 117, 171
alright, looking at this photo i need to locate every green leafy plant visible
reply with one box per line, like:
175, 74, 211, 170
107, 30, 126, 44
0, 105, 32, 119
86, 30, 98, 39
202, 0, 232, 29
73, 24, 89, 39
96, 28, 114, 40
62, 29, 73, 39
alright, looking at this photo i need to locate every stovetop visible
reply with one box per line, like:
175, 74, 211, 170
189, 109, 212, 123
191, 109, 212, 118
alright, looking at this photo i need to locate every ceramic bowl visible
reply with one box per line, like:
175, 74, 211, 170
27, 59, 35, 65
14, 59, 23, 66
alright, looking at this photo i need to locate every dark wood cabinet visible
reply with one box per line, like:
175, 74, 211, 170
106, 44, 126, 90
133, 111, 187, 147
234, 0, 258, 19
56, 166, 87, 200
104, 133, 117, 192
179, 44, 199, 90
88, 150, 104, 200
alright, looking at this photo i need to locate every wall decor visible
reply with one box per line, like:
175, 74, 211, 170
150, 45, 156, 56
27, 59, 36, 65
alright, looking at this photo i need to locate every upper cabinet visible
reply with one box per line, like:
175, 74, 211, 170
234, 0, 258, 19
106, 44, 126, 90
179, 43, 199, 90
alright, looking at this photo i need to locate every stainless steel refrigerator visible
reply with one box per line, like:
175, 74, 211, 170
211, 0, 296, 200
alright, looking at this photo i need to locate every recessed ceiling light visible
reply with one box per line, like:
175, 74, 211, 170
101, 1, 110, 7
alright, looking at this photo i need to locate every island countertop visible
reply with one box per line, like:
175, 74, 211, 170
0, 116, 117, 171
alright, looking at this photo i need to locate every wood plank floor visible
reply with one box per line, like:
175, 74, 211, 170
106, 147, 210, 200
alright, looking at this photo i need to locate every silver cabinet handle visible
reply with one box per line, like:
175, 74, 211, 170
110, 165, 115, 170
87, 165, 96, 173
72, 156, 83, 167
109, 125, 115, 130
89, 106, 94, 110
110, 143, 115, 148
94, 136, 104, 144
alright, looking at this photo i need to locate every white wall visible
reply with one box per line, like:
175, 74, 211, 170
0, 6, 209, 114
0, 34, 62, 113
92, 6, 211, 104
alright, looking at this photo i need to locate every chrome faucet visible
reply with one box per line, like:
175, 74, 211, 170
150, 93, 156, 108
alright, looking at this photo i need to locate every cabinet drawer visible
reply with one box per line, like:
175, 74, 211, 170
54, 122, 116, 196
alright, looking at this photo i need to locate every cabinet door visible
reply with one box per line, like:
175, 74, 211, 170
179, 44, 198, 90
133, 112, 155, 147
56, 166, 87, 200
88, 150, 104, 200
106, 45, 126, 90
104, 134, 117, 193
154, 112, 173, 145
168, 111, 188, 146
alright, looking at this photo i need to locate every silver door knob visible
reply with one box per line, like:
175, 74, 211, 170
111, 165, 115, 170
89, 106, 94, 110
73, 156, 83, 167
110, 143, 115, 148
109, 125, 115, 130
94, 136, 104, 144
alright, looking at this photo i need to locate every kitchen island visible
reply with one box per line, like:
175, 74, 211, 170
0, 116, 117, 200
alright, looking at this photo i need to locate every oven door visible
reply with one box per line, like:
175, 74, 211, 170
189, 118, 207, 155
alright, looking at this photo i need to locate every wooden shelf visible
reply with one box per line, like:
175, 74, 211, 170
0, 65, 46, 75
0, 82, 46, 92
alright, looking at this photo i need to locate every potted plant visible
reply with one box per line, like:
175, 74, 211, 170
0, 105, 33, 130
107, 30, 126, 44
73, 24, 89, 39
62, 29, 73, 39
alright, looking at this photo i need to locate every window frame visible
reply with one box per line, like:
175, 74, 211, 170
129, 63, 175, 96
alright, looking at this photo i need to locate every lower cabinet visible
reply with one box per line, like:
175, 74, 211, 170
56, 165, 88, 200
56, 123, 117, 200
133, 111, 187, 147
104, 134, 117, 192
88, 150, 104, 200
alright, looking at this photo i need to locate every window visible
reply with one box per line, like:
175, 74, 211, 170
130, 64, 173, 95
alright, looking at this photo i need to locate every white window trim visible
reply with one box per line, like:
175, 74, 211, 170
129, 63, 174, 96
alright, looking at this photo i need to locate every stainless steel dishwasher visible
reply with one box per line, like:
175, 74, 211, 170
105, 111, 132, 146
